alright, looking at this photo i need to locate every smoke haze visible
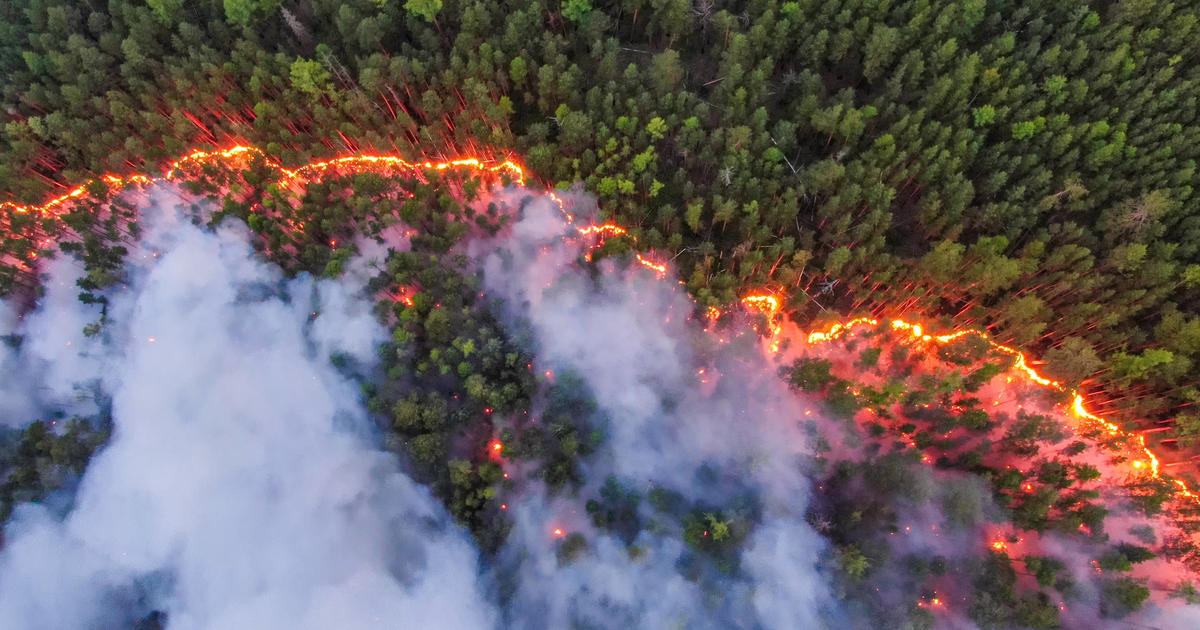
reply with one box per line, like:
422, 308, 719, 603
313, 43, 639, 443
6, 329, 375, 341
479, 192, 837, 629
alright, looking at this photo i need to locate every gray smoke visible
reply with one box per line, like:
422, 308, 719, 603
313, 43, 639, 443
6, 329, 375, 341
0, 207, 496, 629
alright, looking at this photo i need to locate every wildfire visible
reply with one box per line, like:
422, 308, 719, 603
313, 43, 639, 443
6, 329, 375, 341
577, 224, 626, 237
917, 596, 945, 609
634, 253, 668, 276
991, 540, 1008, 552
801, 317, 1197, 506
741, 294, 784, 351
490, 440, 503, 453
2, 144, 527, 222
5, 142, 1194, 511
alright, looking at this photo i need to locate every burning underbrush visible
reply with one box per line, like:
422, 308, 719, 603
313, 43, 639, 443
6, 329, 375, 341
3, 146, 1200, 628
780, 317, 1200, 626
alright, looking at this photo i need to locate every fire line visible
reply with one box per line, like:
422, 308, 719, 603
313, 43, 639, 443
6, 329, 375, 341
3, 143, 1194, 509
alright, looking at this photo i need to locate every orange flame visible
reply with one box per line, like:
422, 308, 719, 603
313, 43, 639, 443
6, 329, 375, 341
6, 143, 1193, 510
741, 294, 784, 352
635, 253, 668, 276
577, 224, 626, 237
801, 316, 1196, 506
2, 144, 527, 221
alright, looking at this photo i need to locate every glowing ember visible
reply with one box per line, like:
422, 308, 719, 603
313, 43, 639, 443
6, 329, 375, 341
552, 528, 565, 538
916, 596, 945, 609
490, 440, 503, 453
991, 540, 1008, 552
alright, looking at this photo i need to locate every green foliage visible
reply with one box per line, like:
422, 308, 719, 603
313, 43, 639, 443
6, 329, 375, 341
146, 0, 183, 23
1, 418, 111, 526
561, 0, 592, 24
509, 57, 527, 83
786, 358, 837, 392
224, 0, 283, 26
972, 105, 996, 127
289, 59, 333, 98
404, 0, 442, 22
1172, 581, 1200, 605
1024, 556, 1067, 588
646, 117, 668, 140
1100, 577, 1150, 618
838, 545, 870, 582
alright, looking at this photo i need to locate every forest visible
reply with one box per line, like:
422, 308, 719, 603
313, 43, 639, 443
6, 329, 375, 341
2, 0, 1198, 450
2, 0, 1200, 628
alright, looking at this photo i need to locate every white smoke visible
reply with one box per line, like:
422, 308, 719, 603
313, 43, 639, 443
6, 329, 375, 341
479, 192, 838, 628
0, 255, 108, 426
0, 210, 496, 629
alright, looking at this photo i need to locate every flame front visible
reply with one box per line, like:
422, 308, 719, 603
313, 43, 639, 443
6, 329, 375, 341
3, 142, 1195, 511
801, 316, 1195, 506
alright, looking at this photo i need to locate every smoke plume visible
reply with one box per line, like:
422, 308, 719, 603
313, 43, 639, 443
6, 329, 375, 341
0, 205, 495, 629
478, 192, 838, 628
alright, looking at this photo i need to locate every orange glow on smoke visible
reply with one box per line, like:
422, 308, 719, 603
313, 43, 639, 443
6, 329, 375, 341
6, 143, 1193, 510
991, 540, 1008, 552
801, 316, 1197, 506
553, 528, 565, 538
490, 440, 503, 453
